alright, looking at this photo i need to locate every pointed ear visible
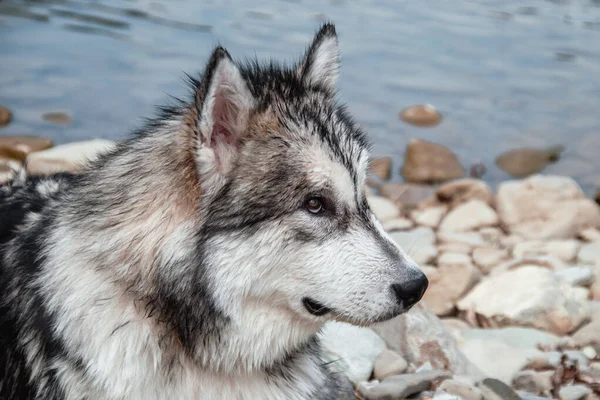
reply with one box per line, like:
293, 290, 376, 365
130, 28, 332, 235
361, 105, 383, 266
298, 23, 340, 92
195, 47, 255, 175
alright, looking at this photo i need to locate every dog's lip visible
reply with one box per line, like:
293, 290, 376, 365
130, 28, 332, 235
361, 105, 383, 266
302, 297, 332, 316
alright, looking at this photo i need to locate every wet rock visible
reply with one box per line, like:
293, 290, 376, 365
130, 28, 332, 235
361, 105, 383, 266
367, 196, 400, 222
42, 112, 73, 125
379, 182, 437, 207
373, 302, 484, 379
26, 139, 115, 176
411, 205, 448, 228
0, 135, 53, 155
422, 255, 480, 316
401, 139, 465, 184
472, 247, 510, 273
436, 179, 493, 208
554, 266, 595, 287
438, 200, 499, 232
399, 104, 442, 127
513, 240, 581, 263
496, 175, 600, 240
513, 370, 554, 395
457, 266, 590, 335
578, 242, 600, 265
438, 231, 486, 247
373, 349, 408, 381
0, 106, 12, 127
319, 321, 386, 385
382, 217, 414, 232
439, 379, 484, 400
558, 385, 592, 400
495, 146, 564, 178
477, 378, 521, 400
389, 227, 438, 265
370, 157, 392, 180
359, 370, 452, 400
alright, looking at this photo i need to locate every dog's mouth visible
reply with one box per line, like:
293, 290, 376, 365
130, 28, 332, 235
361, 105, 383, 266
302, 297, 332, 316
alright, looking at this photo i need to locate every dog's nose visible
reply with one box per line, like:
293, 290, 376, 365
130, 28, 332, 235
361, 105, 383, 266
391, 271, 429, 309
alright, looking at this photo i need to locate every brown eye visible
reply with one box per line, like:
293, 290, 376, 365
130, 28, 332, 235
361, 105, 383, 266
306, 198, 323, 214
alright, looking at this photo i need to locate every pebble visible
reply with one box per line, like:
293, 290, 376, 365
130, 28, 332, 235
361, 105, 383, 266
382, 217, 414, 232
367, 195, 400, 222
457, 266, 590, 335
401, 139, 465, 184
554, 266, 595, 287
578, 228, 600, 242
439, 379, 484, 400
477, 377, 521, 400
373, 349, 408, 381
495, 146, 564, 178
512, 370, 554, 394
564, 350, 590, 368
438, 199, 499, 232
379, 183, 437, 207
558, 384, 592, 400
389, 227, 438, 265
517, 392, 553, 400
0, 106, 13, 127
472, 247, 510, 273
0, 135, 53, 155
411, 205, 448, 228
437, 242, 472, 254
358, 370, 451, 400
431, 388, 462, 400
578, 242, 600, 265
437, 231, 486, 247
42, 112, 73, 125
582, 345, 597, 360
399, 104, 442, 127
435, 178, 494, 208
513, 240, 581, 263
26, 139, 115, 176
370, 157, 392, 180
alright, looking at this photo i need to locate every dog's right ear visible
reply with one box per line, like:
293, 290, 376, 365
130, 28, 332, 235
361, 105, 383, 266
194, 47, 255, 178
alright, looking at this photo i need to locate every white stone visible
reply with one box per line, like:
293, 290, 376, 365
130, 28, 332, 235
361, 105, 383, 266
472, 247, 510, 273
513, 240, 581, 263
578, 228, 600, 242
438, 231, 486, 247
437, 242, 472, 254
436, 178, 494, 208
496, 175, 600, 240
382, 217, 414, 232
554, 266, 595, 287
390, 227, 438, 265
411, 205, 447, 228
457, 266, 590, 335
367, 195, 400, 222
558, 385, 592, 400
373, 349, 408, 381
319, 321, 387, 384
578, 242, 600, 265
439, 200, 499, 232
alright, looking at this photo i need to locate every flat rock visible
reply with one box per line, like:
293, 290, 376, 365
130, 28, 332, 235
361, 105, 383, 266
359, 370, 452, 400
399, 104, 443, 127
0, 135, 53, 155
42, 111, 73, 125
578, 242, 600, 265
422, 256, 480, 316
437, 242, 472, 254
472, 247, 510, 273
382, 217, 414, 232
401, 139, 465, 184
555, 266, 595, 287
438, 231, 486, 247
373, 302, 485, 379
495, 146, 564, 178
436, 178, 493, 208
496, 175, 600, 240
373, 349, 408, 381
319, 321, 387, 384
379, 183, 437, 207
389, 227, 438, 265
370, 157, 392, 180
558, 384, 592, 400
457, 266, 590, 335
26, 139, 115, 176
513, 240, 581, 263
411, 205, 448, 228
490, 256, 566, 276
439, 379, 485, 400
439, 200, 499, 232
367, 196, 400, 222
478, 378, 521, 400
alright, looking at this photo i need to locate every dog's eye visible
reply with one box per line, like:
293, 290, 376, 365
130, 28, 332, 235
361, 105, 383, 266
306, 198, 324, 214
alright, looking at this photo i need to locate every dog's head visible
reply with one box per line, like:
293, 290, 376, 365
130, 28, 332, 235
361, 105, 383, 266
192, 23, 427, 326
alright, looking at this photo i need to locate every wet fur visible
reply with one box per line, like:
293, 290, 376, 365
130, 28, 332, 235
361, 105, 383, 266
0, 23, 425, 399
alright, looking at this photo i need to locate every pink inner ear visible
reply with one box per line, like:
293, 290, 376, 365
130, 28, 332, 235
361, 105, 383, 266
210, 81, 238, 148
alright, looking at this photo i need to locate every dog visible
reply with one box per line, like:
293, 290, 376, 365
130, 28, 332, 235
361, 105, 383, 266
0, 23, 428, 400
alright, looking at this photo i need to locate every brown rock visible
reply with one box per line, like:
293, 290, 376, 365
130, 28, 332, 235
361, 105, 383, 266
0, 106, 13, 127
0, 135, 53, 155
42, 112, 73, 125
399, 104, 442, 127
370, 157, 392, 180
436, 179, 493, 208
496, 175, 600, 240
26, 139, 115, 176
0, 163, 15, 185
495, 146, 564, 178
401, 139, 465, 184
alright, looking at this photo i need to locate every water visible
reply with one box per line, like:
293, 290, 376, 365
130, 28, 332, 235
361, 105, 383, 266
1, 0, 600, 194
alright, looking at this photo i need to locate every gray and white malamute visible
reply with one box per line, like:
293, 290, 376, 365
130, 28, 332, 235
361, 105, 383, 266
0, 23, 428, 400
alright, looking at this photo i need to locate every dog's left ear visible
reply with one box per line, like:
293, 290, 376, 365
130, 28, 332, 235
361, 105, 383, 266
298, 23, 340, 92
195, 47, 255, 176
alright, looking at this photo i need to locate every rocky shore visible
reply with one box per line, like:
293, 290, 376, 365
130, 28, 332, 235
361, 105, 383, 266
1, 114, 599, 400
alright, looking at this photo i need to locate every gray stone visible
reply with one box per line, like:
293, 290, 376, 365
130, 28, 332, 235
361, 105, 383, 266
360, 370, 452, 400
512, 370, 554, 394
517, 391, 553, 400
477, 378, 521, 400
558, 385, 592, 400
555, 266, 596, 287
373, 349, 408, 381
439, 379, 485, 400
368, 195, 400, 222
579, 242, 600, 265
563, 350, 589, 368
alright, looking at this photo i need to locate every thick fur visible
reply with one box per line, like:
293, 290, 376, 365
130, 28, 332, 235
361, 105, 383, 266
0, 24, 427, 400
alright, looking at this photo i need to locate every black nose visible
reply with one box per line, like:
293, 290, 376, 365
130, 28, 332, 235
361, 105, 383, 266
391, 272, 429, 309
